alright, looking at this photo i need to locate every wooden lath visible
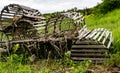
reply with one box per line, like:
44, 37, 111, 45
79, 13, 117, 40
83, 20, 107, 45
71, 26, 113, 63
40, 12, 85, 38
77, 27, 113, 49
0, 4, 41, 25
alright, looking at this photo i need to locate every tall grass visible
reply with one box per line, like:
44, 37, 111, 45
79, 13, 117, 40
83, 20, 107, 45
85, 9, 120, 53
0, 54, 91, 73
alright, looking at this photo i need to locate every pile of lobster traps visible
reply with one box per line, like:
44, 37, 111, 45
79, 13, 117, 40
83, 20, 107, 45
0, 4, 113, 63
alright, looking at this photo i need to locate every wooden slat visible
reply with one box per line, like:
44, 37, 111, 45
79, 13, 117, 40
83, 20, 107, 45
85, 29, 96, 39
1, 16, 13, 19
2, 13, 14, 16
74, 60, 104, 64
98, 29, 106, 42
3, 10, 16, 14
76, 19, 83, 24
2, 12, 15, 14
88, 28, 101, 38
73, 15, 82, 20
78, 25, 87, 34
75, 40, 100, 45
35, 27, 45, 30
33, 24, 46, 27
93, 28, 104, 40
102, 31, 110, 44
107, 33, 113, 48
71, 49, 108, 53
78, 30, 92, 40
72, 45, 107, 49
78, 26, 88, 40
22, 15, 44, 19
71, 53, 105, 57
71, 57, 105, 61
2, 14, 14, 17
34, 21, 46, 24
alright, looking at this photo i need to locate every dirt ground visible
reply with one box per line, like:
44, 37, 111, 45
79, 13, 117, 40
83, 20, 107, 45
87, 65, 120, 73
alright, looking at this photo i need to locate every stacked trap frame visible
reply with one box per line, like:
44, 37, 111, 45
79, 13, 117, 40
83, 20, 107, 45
71, 25, 113, 63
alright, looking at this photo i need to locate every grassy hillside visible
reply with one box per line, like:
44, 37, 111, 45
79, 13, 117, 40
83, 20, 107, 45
85, 9, 120, 53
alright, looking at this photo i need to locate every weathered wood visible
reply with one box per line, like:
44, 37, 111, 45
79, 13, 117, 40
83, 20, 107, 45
78, 25, 87, 34
2, 12, 15, 14
49, 41, 62, 57
71, 57, 105, 61
0, 4, 113, 61
93, 28, 103, 40
75, 40, 100, 45
72, 45, 107, 49
74, 60, 104, 64
97, 29, 107, 41
88, 28, 100, 38
102, 31, 110, 44
1, 16, 13, 19
71, 53, 106, 57
33, 24, 46, 27
34, 21, 46, 24
35, 27, 45, 30
2, 14, 14, 17
107, 33, 113, 48
71, 49, 108, 53
78, 30, 92, 40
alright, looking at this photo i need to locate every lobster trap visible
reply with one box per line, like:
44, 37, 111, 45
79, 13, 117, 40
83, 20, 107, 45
0, 4, 113, 63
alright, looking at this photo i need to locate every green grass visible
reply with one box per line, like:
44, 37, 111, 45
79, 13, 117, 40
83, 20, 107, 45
0, 53, 91, 73
85, 9, 120, 53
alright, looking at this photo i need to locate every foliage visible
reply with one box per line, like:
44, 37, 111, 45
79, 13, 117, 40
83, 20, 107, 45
86, 9, 120, 53
63, 51, 74, 66
13, 44, 19, 53
104, 52, 120, 67
93, 0, 120, 14
86, 6, 120, 69
71, 60, 92, 73
0, 56, 91, 73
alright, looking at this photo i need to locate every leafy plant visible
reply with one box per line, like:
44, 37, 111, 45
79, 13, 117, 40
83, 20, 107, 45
63, 51, 74, 66
104, 52, 120, 67
71, 60, 92, 73
93, 0, 120, 14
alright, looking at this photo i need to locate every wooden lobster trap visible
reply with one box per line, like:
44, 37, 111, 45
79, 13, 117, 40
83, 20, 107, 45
0, 4, 113, 63
0, 4, 85, 59
71, 25, 113, 63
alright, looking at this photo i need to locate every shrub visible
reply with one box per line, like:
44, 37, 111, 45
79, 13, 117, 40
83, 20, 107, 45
104, 52, 120, 67
93, 0, 120, 14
